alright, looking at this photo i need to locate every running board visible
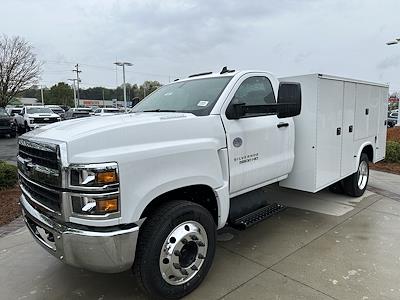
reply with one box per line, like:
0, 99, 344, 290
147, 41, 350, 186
231, 203, 286, 230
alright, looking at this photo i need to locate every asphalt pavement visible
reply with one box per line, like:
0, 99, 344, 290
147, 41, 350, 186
0, 135, 18, 164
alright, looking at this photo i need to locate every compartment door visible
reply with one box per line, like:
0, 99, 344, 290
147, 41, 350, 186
316, 79, 344, 188
341, 82, 357, 177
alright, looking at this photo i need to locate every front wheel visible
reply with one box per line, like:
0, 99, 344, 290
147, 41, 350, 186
343, 153, 369, 197
133, 200, 216, 299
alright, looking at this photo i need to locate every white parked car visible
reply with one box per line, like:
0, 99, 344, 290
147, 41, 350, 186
5, 107, 22, 117
17, 70, 388, 299
93, 107, 125, 116
45, 105, 65, 119
14, 106, 61, 133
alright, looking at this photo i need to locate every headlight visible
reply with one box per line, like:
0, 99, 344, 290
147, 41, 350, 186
69, 163, 119, 187
72, 195, 119, 215
68, 162, 120, 216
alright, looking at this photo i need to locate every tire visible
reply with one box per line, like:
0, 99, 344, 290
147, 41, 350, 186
24, 122, 30, 133
9, 131, 16, 138
343, 153, 369, 197
133, 200, 216, 299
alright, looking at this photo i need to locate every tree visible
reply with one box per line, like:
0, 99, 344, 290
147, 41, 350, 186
0, 35, 41, 107
46, 82, 74, 106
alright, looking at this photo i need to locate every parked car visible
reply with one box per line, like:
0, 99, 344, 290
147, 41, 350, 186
17, 70, 388, 299
64, 108, 92, 119
388, 111, 398, 127
0, 107, 17, 138
45, 105, 65, 119
14, 106, 61, 133
5, 107, 22, 117
93, 107, 125, 116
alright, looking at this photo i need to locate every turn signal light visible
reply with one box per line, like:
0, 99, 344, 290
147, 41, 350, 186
96, 170, 118, 184
97, 198, 118, 213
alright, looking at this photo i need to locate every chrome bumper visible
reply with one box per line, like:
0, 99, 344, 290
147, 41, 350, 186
20, 194, 139, 273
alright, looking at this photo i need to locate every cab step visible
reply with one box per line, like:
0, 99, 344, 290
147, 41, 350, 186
231, 203, 286, 230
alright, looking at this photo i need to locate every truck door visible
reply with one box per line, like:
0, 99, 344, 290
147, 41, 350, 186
221, 75, 293, 195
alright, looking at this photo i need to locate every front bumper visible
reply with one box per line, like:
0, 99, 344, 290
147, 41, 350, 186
20, 194, 139, 273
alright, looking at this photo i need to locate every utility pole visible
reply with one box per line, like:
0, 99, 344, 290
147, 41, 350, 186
40, 85, 44, 105
114, 61, 133, 112
68, 79, 77, 108
72, 64, 82, 107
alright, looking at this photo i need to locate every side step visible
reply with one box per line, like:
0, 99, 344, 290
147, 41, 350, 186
231, 203, 286, 230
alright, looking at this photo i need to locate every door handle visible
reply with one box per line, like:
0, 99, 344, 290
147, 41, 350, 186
277, 122, 289, 128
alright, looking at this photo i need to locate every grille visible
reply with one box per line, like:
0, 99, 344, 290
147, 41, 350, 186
0, 119, 10, 126
32, 117, 59, 124
20, 175, 62, 214
19, 143, 59, 170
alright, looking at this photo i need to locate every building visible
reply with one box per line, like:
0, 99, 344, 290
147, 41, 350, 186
78, 99, 133, 108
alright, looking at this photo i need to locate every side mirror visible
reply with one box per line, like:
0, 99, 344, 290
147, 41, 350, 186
226, 99, 246, 120
277, 82, 301, 118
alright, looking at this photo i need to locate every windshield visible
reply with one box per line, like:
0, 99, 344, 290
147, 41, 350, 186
27, 107, 53, 114
0, 108, 8, 116
132, 76, 233, 116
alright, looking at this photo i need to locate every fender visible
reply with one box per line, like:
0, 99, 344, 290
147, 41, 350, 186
355, 142, 374, 169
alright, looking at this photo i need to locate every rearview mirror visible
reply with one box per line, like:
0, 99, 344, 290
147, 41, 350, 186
226, 99, 246, 119
277, 82, 301, 118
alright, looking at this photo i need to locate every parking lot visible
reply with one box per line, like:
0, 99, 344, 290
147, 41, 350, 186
0, 135, 18, 164
1, 133, 400, 300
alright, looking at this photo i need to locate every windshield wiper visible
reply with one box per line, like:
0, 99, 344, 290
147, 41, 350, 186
142, 109, 178, 112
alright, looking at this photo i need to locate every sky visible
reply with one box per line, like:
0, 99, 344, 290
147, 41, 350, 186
1, 0, 400, 92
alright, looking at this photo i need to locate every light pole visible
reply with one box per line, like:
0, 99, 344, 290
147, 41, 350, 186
68, 79, 78, 108
114, 61, 133, 112
40, 85, 44, 105
386, 38, 400, 126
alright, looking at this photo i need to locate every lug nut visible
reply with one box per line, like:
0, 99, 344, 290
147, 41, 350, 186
191, 265, 198, 271
173, 263, 181, 269
181, 238, 188, 245
180, 269, 189, 276
190, 235, 198, 241
198, 254, 205, 259
174, 250, 181, 256
197, 241, 205, 247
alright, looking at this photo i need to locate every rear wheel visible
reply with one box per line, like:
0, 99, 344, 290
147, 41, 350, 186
133, 200, 216, 299
343, 153, 369, 197
9, 131, 16, 138
24, 122, 30, 133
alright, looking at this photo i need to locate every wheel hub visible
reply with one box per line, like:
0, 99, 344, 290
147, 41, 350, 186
357, 160, 368, 190
159, 221, 208, 285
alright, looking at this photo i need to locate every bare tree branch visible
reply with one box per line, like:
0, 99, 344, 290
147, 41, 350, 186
0, 35, 42, 107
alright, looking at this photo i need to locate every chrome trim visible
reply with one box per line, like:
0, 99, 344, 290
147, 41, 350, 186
18, 171, 60, 193
20, 194, 139, 273
20, 184, 61, 216
18, 138, 58, 152
67, 162, 120, 192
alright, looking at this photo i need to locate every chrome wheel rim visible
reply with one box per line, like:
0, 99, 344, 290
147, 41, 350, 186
159, 221, 208, 286
357, 160, 368, 190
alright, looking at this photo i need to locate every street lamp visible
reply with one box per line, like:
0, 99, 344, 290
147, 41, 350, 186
386, 38, 400, 126
114, 61, 133, 112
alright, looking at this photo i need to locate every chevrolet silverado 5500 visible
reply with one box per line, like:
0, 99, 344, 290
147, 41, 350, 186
18, 69, 388, 299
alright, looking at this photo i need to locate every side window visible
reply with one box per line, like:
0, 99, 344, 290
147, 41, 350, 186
234, 76, 275, 106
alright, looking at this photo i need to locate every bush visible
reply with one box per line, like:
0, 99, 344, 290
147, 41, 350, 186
0, 161, 18, 190
385, 141, 400, 163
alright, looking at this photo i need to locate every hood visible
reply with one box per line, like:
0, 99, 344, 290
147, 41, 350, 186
21, 112, 226, 164
23, 112, 194, 142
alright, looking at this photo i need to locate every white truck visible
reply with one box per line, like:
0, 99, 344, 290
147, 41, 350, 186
15, 106, 61, 133
17, 69, 388, 299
